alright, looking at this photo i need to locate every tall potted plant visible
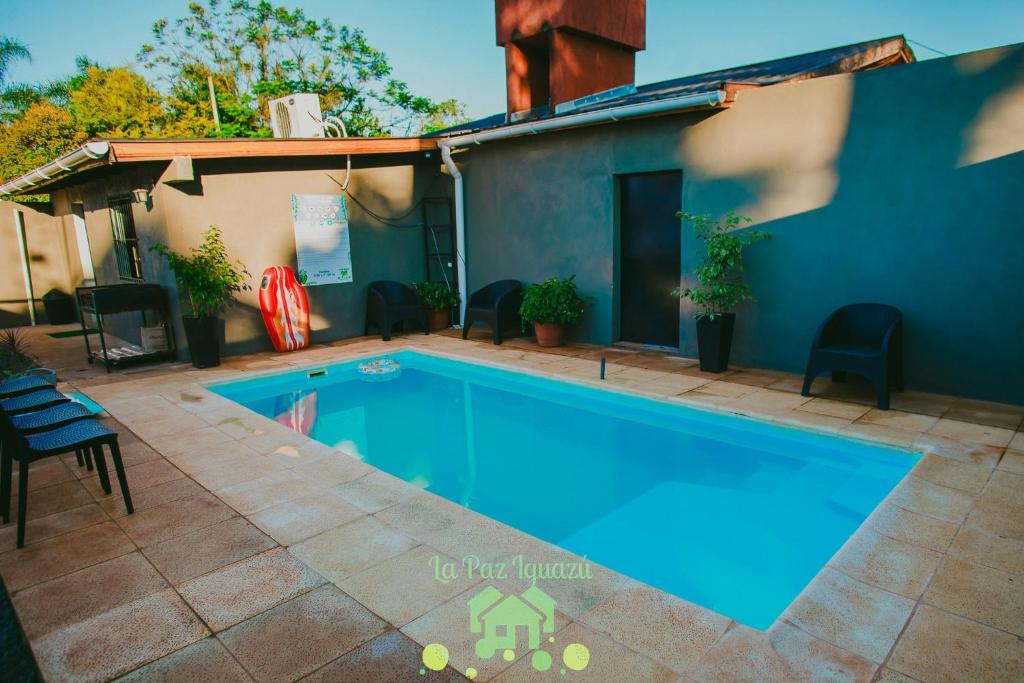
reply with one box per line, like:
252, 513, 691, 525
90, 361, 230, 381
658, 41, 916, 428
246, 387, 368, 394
150, 225, 251, 368
413, 281, 460, 331
519, 275, 587, 347
673, 212, 770, 372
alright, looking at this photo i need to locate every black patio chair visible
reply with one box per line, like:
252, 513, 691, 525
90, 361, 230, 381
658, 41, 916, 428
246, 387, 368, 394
462, 280, 523, 345
801, 303, 903, 410
0, 375, 54, 399
365, 281, 429, 341
1, 417, 133, 548
1, 388, 70, 416
9, 401, 97, 471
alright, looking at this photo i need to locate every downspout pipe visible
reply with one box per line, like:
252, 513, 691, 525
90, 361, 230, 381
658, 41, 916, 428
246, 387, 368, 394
437, 89, 727, 326
0, 141, 110, 197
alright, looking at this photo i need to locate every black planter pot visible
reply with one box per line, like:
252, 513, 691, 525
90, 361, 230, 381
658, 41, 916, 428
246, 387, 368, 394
696, 313, 736, 373
182, 316, 221, 369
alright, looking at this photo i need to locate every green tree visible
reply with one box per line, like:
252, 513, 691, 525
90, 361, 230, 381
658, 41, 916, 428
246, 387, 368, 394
0, 36, 34, 121
0, 101, 87, 198
69, 65, 167, 137
139, 0, 466, 137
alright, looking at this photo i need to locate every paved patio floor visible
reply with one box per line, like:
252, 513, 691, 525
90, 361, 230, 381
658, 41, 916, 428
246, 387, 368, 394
1, 325, 1022, 682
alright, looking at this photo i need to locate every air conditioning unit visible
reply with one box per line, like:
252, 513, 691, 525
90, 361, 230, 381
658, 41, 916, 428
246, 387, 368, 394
269, 94, 325, 138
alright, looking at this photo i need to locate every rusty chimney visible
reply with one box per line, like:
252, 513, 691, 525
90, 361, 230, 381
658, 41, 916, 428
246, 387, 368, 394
495, 0, 646, 120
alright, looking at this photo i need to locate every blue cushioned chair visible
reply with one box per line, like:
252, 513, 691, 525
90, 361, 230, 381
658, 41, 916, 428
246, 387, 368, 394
801, 303, 903, 410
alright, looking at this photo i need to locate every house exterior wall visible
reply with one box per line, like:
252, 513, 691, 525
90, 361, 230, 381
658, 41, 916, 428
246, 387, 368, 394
51, 154, 447, 357
460, 44, 1024, 404
0, 200, 81, 327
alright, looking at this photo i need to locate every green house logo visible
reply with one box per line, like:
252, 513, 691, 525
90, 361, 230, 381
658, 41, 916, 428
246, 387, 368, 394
469, 584, 556, 659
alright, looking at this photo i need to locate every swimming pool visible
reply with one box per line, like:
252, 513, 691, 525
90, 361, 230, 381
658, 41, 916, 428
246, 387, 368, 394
210, 350, 918, 629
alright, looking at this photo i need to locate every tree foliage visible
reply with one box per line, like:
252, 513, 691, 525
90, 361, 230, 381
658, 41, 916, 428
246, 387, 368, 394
672, 212, 772, 318
139, 0, 466, 137
0, 101, 87, 200
69, 66, 167, 138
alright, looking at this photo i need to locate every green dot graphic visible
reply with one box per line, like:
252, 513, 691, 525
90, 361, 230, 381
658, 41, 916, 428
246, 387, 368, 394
422, 643, 449, 671
465, 667, 478, 680
532, 650, 553, 671
503, 648, 515, 662
562, 643, 590, 671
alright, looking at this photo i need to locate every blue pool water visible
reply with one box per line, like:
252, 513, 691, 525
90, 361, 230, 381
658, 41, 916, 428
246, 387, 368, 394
210, 351, 918, 629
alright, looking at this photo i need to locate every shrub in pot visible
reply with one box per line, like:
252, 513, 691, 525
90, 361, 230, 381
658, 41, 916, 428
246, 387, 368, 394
413, 281, 460, 331
519, 276, 587, 347
150, 225, 251, 369
673, 212, 770, 372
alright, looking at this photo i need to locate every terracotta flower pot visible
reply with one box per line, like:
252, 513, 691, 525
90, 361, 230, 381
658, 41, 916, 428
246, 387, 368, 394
533, 322, 566, 347
427, 308, 451, 331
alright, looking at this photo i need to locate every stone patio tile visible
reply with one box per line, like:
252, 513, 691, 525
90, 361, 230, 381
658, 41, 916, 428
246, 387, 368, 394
374, 492, 470, 543
82, 458, 185, 499
116, 491, 235, 547
839, 423, 919, 448
492, 621, 677, 682
0, 503, 108, 552
179, 547, 325, 631
578, 581, 730, 674
205, 412, 272, 439
910, 453, 992, 494
874, 668, 917, 683
146, 426, 238, 460
142, 516, 277, 585
10, 479, 95, 521
772, 410, 852, 433
999, 449, 1024, 474
980, 469, 1024, 508
888, 604, 1024, 683
965, 496, 1024, 539
216, 470, 329, 515
828, 528, 942, 599
333, 470, 420, 513
33, 588, 209, 683
923, 556, 1024, 635
0, 521, 135, 591
238, 428, 312, 457
858, 408, 938, 433
1009, 431, 1024, 450
189, 455, 285, 490
722, 369, 790, 387
949, 524, 1024, 575
887, 390, 958, 417
219, 584, 388, 682
796, 397, 872, 420
643, 372, 712, 394
114, 439, 165, 469
165, 440, 264, 476
865, 503, 958, 553
12, 552, 166, 639
927, 418, 1015, 448
339, 545, 481, 627
98, 476, 206, 519
249, 491, 366, 546
290, 515, 417, 583
911, 433, 1003, 468
732, 388, 811, 412
942, 397, 1024, 430
130, 412, 210, 441
12, 458, 76, 491
291, 452, 374, 487
688, 380, 758, 398
300, 629, 469, 683
688, 621, 876, 683
885, 475, 974, 524
783, 567, 914, 662
116, 637, 253, 683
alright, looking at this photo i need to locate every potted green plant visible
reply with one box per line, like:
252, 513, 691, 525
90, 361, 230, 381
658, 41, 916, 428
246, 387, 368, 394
413, 281, 460, 331
150, 225, 251, 369
519, 275, 587, 347
673, 211, 771, 372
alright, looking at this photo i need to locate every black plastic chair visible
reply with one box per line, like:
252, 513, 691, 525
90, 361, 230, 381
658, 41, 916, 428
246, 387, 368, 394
801, 303, 903, 410
462, 280, 523, 345
1, 388, 70, 416
0, 375, 54, 399
1, 418, 133, 548
9, 401, 97, 471
365, 281, 429, 341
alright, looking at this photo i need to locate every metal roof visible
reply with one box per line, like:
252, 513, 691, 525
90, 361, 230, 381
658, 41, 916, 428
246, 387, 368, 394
433, 35, 914, 136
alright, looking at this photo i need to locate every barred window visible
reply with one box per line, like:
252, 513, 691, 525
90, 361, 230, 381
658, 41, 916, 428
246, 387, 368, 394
108, 197, 143, 281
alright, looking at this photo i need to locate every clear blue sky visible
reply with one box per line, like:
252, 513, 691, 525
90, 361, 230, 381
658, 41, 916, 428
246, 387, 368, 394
4, 0, 1022, 120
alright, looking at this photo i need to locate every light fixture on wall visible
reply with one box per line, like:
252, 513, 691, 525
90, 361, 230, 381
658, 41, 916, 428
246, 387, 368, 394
131, 187, 151, 204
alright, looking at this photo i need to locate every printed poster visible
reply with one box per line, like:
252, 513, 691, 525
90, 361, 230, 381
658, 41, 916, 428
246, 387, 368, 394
291, 194, 353, 285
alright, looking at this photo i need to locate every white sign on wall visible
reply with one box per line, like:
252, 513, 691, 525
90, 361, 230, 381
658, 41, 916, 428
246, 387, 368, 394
291, 194, 353, 286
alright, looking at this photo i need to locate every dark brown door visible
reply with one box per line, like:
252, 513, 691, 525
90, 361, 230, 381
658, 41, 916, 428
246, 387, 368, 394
619, 171, 682, 347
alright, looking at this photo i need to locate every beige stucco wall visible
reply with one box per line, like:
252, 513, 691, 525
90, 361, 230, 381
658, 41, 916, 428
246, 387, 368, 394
50, 154, 448, 357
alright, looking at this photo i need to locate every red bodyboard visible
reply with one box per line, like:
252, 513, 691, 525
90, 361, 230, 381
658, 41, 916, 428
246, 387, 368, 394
259, 266, 310, 352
